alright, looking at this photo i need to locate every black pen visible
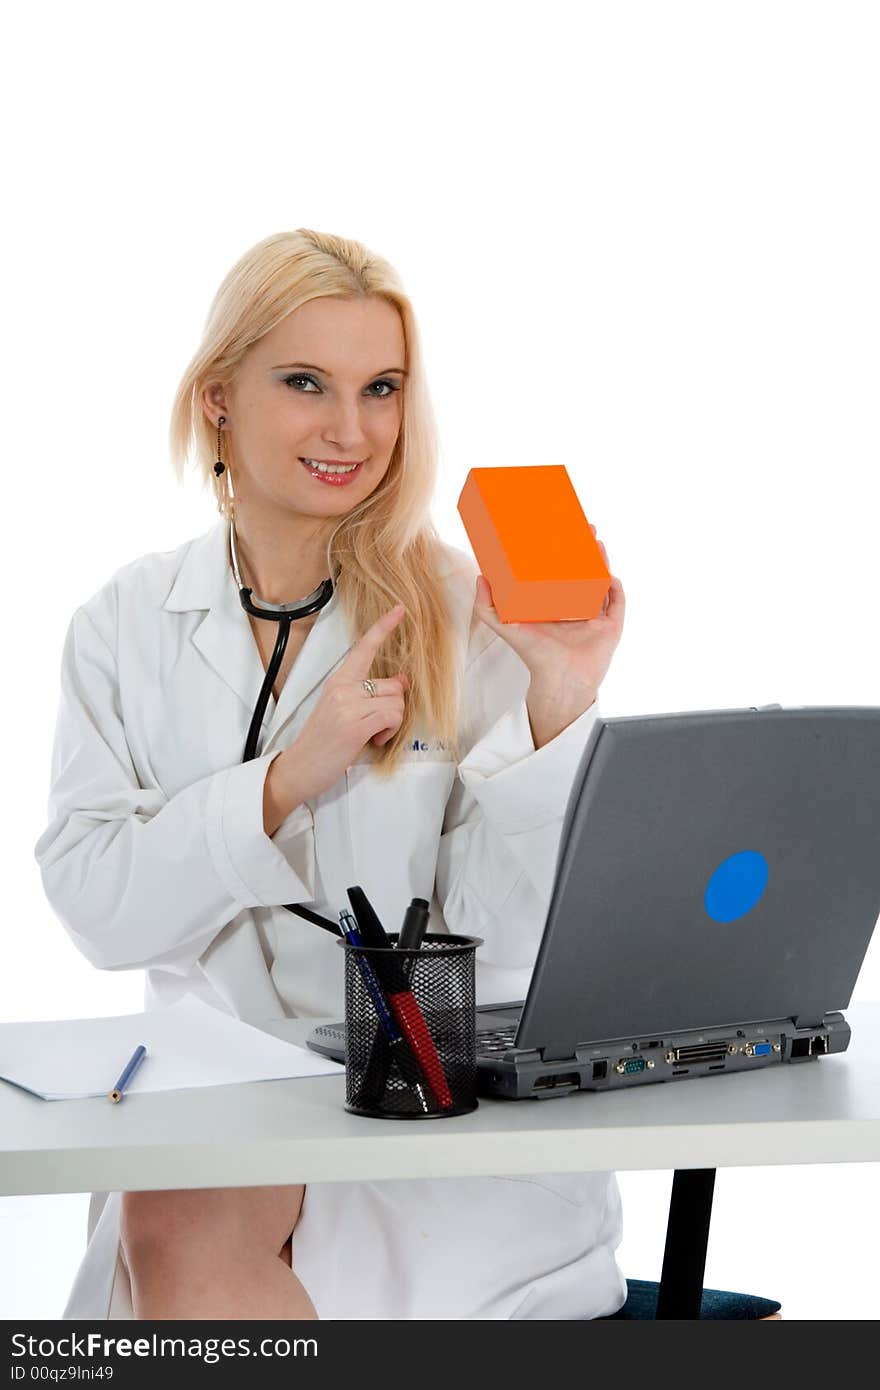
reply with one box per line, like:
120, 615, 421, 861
398, 897, 431, 955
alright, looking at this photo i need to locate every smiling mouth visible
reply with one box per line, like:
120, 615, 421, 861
299, 457, 365, 483
300, 457, 364, 469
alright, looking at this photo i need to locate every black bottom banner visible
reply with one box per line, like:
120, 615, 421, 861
0, 1317, 839, 1384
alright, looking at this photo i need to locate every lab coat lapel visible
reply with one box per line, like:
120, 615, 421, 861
163, 520, 354, 754
163, 521, 261, 712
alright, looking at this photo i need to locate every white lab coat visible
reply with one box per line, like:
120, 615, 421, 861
34, 518, 625, 1321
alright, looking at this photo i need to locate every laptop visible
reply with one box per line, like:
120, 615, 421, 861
307, 704, 880, 1099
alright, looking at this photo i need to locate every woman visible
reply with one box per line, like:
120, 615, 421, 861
34, 228, 628, 1321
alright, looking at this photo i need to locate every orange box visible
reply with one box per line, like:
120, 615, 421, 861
457, 465, 611, 623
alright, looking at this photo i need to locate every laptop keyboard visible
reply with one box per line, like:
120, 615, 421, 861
477, 1025, 518, 1054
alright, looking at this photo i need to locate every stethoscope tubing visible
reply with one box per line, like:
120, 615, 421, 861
236, 566, 341, 937
242, 614, 291, 763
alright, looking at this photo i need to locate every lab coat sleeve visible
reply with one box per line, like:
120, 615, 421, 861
33, 604, 318, 974
435, 627, 600, 975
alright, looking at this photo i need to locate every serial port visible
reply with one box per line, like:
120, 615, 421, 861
615, 1057, 655, 1075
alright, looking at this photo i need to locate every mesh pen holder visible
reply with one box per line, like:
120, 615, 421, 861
339, 933, 483, 1119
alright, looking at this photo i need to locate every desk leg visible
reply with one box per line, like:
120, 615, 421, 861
655, 1168, 717, 1319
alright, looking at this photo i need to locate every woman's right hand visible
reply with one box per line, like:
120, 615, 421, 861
275, 603, 410, 803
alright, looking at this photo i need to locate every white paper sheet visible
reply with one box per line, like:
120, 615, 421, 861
0, 997, 343, 1100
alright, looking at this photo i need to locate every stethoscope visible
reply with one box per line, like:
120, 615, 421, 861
229, 520, 336, 761
229, 520, 343, 938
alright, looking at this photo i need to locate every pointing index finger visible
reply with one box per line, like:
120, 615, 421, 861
342, 603, 407, 680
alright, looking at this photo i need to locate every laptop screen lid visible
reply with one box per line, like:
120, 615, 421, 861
516, 706, 880, 1062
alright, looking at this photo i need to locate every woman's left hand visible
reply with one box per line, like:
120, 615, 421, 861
473, 525, 625, 734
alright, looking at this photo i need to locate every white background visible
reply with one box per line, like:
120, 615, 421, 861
1, 0, 877, 1321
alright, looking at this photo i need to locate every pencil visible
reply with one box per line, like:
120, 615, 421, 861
108, 1044, 147, 1102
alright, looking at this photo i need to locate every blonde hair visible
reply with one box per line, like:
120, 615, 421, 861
168, 229, 462, 778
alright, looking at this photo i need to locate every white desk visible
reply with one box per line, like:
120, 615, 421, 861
4, 1001, 879, 1196
4, 1001, 879, 1318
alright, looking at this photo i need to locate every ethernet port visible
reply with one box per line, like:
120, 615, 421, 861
810, 1035, 829, 1056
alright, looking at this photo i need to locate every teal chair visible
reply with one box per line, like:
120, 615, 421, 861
599, 1279, 781, 1319
598, 1169, 782, 1319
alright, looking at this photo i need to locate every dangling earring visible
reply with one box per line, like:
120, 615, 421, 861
214, 415, 235, 521
214, 416, 226, 475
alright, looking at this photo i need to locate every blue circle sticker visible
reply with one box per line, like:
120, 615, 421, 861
704, 850, 769, 923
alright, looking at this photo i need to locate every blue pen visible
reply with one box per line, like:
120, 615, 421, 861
339, 910, 430, 1113
340, 912, 401, 1038
108, 1044, 147, 1103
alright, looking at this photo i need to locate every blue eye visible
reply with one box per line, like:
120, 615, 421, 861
282, 373, 400, 398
